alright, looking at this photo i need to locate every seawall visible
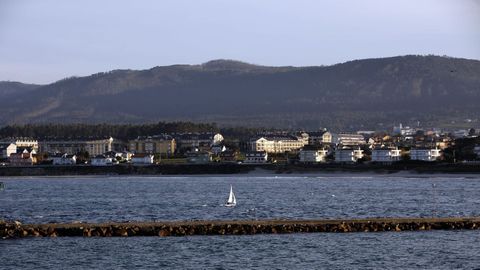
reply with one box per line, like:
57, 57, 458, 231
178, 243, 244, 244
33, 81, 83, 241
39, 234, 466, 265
2, 217, 479, 239
0, 162, 480, 177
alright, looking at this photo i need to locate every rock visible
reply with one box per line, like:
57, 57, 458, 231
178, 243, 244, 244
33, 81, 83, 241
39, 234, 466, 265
158, 229, 170, 237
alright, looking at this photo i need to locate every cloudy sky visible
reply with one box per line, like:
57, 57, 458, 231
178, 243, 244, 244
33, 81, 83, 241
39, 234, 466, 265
0, 0, 479, 84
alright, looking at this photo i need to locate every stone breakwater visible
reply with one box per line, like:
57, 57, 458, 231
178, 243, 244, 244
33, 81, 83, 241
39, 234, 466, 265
2, 217, 480, 239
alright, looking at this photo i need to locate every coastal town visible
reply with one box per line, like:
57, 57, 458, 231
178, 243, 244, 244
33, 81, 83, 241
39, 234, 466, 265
0, 123, 479, 167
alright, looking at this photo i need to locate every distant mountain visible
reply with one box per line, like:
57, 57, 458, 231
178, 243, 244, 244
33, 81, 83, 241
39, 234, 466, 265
0, 81, 41, 98
1, 55, 479, 130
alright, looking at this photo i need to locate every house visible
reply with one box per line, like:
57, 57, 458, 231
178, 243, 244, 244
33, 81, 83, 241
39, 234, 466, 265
371, 147, 401, 163
219, 150, 241, 163
299, 147, 328, 163
211, 145, 227, 155
128, 135, 176, 156
474, 145, 480, 158
250, 135, 306, 154
131, 154, 154, 165
0, 143, 17, 159
244, 151, 268, 164
335, 148, 364, 163
410, 148, 441, 161
8, 149, 37, 166
91, 155, 115, 166
51, 153, 77, 165
39, 137, 114, 156
185, 151, 212, 164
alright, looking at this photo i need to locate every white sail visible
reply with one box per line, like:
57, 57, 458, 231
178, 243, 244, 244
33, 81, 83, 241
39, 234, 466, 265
226, 185, 236, 206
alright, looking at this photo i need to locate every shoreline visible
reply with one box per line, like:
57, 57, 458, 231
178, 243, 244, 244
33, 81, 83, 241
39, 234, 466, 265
0, 163, 480, 177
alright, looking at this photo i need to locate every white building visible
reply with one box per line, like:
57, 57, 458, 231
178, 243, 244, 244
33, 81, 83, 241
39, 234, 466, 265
299, 148, 328, 163
244, 151, 268, 164
51, 154, 77, 165
393, 123, 416, 136
307, 131, 333, 145
39, 137, 113, 156
0, 143, 17, 159
335, 134, 366, 146
131, 154, 154, 165
335, 148, 364, 163
251, 136, 306, 154
91, 155, 115, 166
0, 138, 39, 152
371, 148, 402, 162
410, 148, 441, 161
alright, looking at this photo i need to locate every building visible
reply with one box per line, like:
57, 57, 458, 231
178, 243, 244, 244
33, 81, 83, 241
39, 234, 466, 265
243, 151, 268, 164
250, 136, 306, 154
474, 145, 480, 159
410, 148, 441, 161
307, 131, 333, 145
335, 148, 364, 163
185, 151, 212, 164
131, 154, 154, 165
174, 133, 223, 150
39, 137, 114, 156
8, 149, 37, 166
128, 135, 176, 156
335, 134, 366, 146
299, 147, 328, 163
0, 143, 17, 159
0, 138, 39, 152
91, 155, 115, 166
219, 150, 241, 163
51, 153, 77, 165
371, 147, 401, 162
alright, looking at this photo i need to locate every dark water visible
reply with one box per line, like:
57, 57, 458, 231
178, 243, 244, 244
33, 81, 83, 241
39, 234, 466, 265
1, 174, 480, 269
1, 231, 479, 269
1, 174, 480, 223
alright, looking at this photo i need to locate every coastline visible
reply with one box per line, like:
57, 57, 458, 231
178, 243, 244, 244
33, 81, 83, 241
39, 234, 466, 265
0, 162, 479, 177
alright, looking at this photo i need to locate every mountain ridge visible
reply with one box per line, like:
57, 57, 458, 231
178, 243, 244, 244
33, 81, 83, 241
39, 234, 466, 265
1, 55, 479, 130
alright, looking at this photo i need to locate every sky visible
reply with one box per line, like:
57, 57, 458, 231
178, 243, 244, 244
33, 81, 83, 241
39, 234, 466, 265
0, 0, 479, 84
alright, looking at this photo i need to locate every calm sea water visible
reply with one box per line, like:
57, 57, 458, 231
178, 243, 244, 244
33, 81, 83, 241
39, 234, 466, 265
1, 174, 480, 269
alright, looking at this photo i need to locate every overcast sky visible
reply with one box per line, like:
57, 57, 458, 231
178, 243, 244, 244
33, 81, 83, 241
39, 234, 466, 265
1, 0, 479, 84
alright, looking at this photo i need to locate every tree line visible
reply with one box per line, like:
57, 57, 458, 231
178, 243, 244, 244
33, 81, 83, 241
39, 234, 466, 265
0, 122, 220, 141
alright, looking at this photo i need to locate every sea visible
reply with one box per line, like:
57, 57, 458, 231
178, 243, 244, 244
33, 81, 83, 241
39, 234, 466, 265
1, 173, 480, 269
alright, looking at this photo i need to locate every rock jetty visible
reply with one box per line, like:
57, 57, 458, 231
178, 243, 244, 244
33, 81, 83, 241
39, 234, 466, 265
1, 217, 479, 239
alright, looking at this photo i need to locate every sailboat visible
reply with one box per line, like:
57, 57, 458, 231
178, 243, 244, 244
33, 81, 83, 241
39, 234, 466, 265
225, 185, 237, 207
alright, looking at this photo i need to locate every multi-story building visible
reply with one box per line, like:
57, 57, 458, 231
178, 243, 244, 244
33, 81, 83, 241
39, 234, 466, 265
299, 147, 328, 163
243, 151, 268, 164
410, 148, 441, 161
335, 133, 366, 146
335, 148, 364, 163
39, 137, 114, 156
174, 133, 224, 150
128, 135, 176, 155
0, 138, 39, 152
307, 131, 333, 145
371, 147, 401, 162
250, 136, 306, 154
